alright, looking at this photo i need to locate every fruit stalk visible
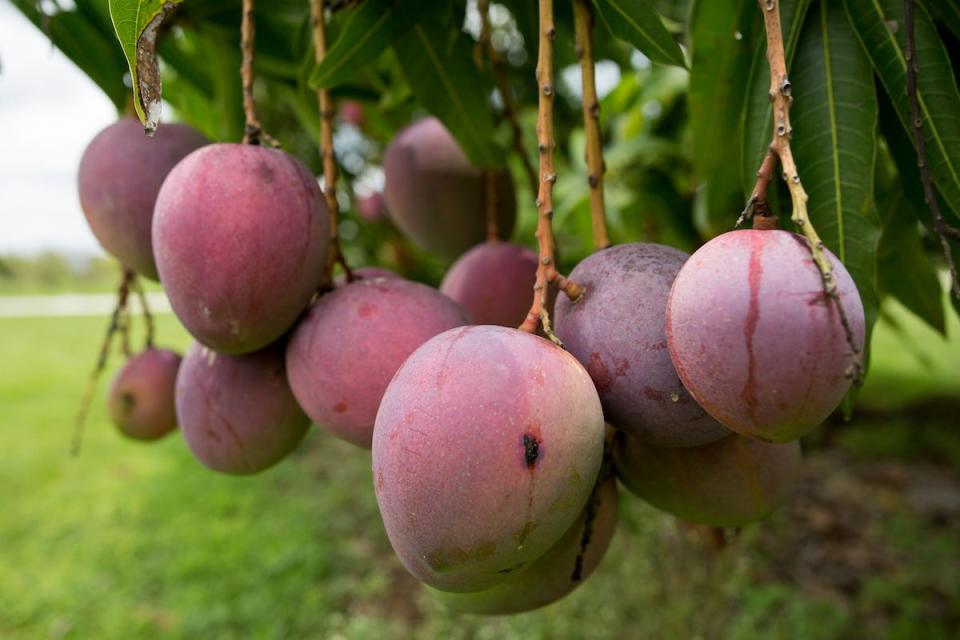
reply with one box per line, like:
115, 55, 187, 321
904, 0, 960, 299
573, 0, 610, 251
520, 0, 583, 342
311, 0, 352, 281
118, 298, 132, 357
72, 268, 135, 455
746, 0, 862, 383
131, 274, 155, 349
239, 0, 275, 146
477, 0, 539, 198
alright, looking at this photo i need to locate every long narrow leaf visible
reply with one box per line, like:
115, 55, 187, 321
688, 0, 758, 232
393, 17, 502, 168
594, 0, 687, 67
843, 0, 960, 226
309, 0, 426, 89
791, 0, 881, 345
109, 0, 185, 132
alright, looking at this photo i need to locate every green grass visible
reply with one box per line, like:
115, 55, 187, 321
1, 306, 958, 639
859, 295, 960, 409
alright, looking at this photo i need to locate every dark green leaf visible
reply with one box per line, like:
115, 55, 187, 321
393, 16, 503, 168
878, 88, 960, 323
308, 0, 427, 89
688, 0, 758, 233
842, 0, 960, 226
924, 0, 960, 41
791, 1, 881, 346
740, 0, 811, 195
877, 189, 946, 333
594, 0, 687, 67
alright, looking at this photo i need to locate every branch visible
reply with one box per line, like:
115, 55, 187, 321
519, 0, 583, 343
477, 0, 539, 197
311, 0, 352, 281
71, 268, 135, 455
904, 0, 960, 299
573, 0, 610, 250
746, 0, 863, 384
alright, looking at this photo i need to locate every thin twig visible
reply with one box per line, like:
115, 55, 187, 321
745, 0, 863, 384
519, 0, 583, 343
573, 0, 610, 250
118, 302, 132, 358
71, 268, 135, 455
311, 0, 352, 281
131, 274, 155, 349
737, 148, 778, 226
904, 0, 960, 299
477, 0, 539, 197
239, 0, 276, 146
484, 170, 500, 241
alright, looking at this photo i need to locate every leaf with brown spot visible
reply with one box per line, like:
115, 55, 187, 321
108, 0, 183, 134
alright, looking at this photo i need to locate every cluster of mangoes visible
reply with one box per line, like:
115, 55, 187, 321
81, 114, 863, 614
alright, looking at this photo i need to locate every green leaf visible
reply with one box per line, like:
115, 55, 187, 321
594, 0, 687, 67
877, 189, 946, 333
791, 1, 881, 347
688, 0, 758, 233
393, 16, 502, 168
842, 0, 960, 226
108, 0, 184, 133
308, 0, 427, 89
924, 0, 960, 41
878, 89, 960, 324
10, 0, 129, 111
740, 0, 811, 195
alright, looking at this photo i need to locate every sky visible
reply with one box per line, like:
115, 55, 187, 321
0, 1, 115, 257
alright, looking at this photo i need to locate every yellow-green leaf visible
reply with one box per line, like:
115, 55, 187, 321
109, 0, 184, 134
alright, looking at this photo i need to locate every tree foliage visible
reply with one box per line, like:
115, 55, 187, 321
14, 0, 960, 386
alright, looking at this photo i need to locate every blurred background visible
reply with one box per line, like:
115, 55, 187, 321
2, 0, 960, 638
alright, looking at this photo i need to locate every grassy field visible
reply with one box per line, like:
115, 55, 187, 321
1, 302, 958, 639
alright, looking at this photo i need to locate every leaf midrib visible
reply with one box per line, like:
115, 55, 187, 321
821, 4, 845, 261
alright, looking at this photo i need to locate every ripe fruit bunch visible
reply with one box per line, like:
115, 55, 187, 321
79, 116, 864, 615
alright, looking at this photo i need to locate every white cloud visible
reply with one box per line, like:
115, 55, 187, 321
0, 2, 116, 256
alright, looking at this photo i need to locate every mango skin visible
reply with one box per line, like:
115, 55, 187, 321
555, 243, 729, 447
372, 325, 605, 593
176, 341, 310, 475
614, 432, 801, 527
667, 230, 865, 442
429, 477, 618, 615
153, 143, 330, 355
383, 118, 516, 261
440, 241, 541, 328
108, 348, 182, 441
286, 278, 468, 448
78, 118, 207, 280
